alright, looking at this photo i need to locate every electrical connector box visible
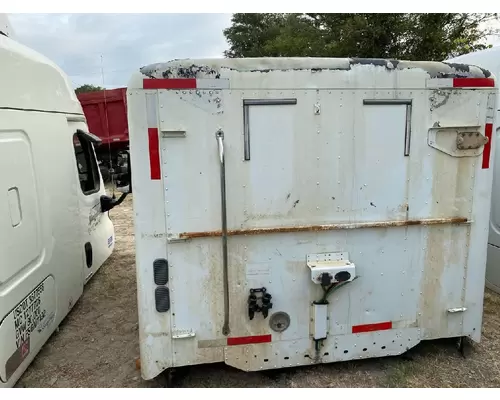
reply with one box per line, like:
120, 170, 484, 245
306, 252, 356, 284
312, 303, 328, 340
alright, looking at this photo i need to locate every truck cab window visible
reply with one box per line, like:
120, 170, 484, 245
73, 133, 100, 194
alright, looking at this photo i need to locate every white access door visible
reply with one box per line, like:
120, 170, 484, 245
225, 93, 412, 231
0, 110, 83, 387
0, 130, 40, 285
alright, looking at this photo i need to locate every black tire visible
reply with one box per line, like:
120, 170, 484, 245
159, 366, 190, 387
158, 369, 176, 388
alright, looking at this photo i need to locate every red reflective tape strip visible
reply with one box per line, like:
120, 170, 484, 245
352, 321, 392, 334
143, 78, 197, 90
482, 123, 493, 169
227, 334, 272, 346
148, 128, 160, 180
453, 78, 495, 88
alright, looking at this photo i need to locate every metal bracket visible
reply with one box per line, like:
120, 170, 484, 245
456, 132, 488, 150
428, 125, 484, 157
447, 307, 467, 313
314, 103, 321, 115
162, 130, 186, 138
306, 252, 356, 284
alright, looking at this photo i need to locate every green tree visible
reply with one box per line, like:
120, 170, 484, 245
75, 84, 104, 95
223, 13, 499, 61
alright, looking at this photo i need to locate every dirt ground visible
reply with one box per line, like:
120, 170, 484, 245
16, 193, 500, 388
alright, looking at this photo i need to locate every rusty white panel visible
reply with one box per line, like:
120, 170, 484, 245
208, 63, 429, 91
130, 64, 494, 375
225, 227, 428, 342
448, 48, 500, 308
429, 90, 483, 125
462, 89, 497, 340
225, 90, 318, 229
247, 104, 295, 217
171, 89, 224, 115
488, 112, 500, 293
418, 225, 469, 339
224, 338, 315, 371
161, 238, 225, 367
352, 103, 409, 220
225, 90, 421, 229
331, 328, 421, 363
158, 90, 223, 240
127, 90, 173, 379
224, 328, 422, 372
409, 90, 479, 220
224, 89, 477, 231
158, 90, 226, 367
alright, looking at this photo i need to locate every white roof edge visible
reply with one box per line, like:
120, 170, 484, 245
143, 57, 351, 74
135, 57, 492, 82
446, 46, 500, 83
0, 32, 81, 113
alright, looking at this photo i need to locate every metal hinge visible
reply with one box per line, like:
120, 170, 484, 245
172, 329, 196, 339
447, 307, 467, 313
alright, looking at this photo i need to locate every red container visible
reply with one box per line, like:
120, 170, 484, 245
77, 88, 128, 149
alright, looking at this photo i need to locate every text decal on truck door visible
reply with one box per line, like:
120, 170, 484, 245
14, 282, 46, 348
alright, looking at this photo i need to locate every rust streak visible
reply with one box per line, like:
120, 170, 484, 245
179, 217, 470, 239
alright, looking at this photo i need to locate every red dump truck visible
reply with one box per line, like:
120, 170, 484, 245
76, 88, 129, 182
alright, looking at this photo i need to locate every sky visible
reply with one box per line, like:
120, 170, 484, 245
8, 13, 500, 90
9, 13, 233, 89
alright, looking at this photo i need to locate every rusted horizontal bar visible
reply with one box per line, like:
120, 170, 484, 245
178, 217, 470, 240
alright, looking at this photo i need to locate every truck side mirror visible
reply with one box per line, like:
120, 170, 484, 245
100, 151, 131, 213
115, 150, 132, 194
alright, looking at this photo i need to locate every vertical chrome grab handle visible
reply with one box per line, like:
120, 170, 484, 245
217, 130, 224, 164
216, 129, 230, 336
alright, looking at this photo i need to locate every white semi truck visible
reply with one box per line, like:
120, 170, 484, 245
0, 14, 126, 387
